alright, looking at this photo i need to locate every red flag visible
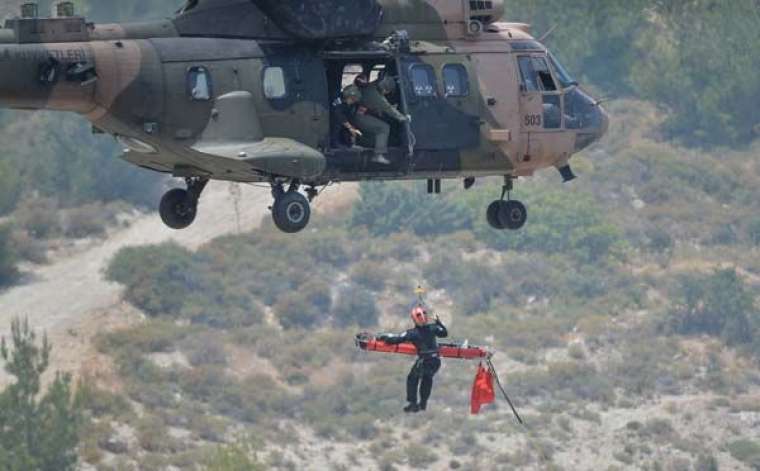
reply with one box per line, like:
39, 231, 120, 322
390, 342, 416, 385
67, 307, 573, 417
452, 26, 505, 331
470, 363, 495, 414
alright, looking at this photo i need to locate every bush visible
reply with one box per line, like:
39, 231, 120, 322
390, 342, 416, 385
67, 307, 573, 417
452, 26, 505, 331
333, 286, 379, 328
9, 230, 48, 264
727, 440, 760, 467
274, 294, 322, 330
13, 198, 60, 239
75, 378, 132, 419
204, 442, 266, 471
0, 224, 19, 285
668, 269, 758, 347
351, 182, 471, 237
108, 243, 262, 328
60, 203, 115, 238
350, 259, 390, 292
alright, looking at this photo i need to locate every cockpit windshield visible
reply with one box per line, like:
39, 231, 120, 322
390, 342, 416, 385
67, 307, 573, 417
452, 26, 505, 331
548, 51, 577, 89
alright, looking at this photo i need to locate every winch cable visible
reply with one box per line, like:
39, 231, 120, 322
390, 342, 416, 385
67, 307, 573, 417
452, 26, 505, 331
486, 358, 524, 426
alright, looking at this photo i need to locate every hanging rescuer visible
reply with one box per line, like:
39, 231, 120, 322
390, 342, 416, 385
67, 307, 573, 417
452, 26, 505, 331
355, 290, 523, 423
377, 305, 448, 413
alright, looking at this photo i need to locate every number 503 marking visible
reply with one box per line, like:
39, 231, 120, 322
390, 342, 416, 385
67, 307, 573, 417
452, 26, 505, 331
524, 114, 542, 127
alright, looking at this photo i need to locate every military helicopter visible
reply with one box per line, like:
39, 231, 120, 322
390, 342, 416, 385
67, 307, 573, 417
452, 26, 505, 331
0, 0, 608, 234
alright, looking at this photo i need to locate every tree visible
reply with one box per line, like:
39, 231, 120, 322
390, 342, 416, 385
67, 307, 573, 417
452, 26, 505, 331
0, 318, 81, 471
0, 224, 19, 286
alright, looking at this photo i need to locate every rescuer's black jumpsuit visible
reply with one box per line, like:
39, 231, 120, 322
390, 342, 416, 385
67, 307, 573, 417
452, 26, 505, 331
382, 319, 448, 410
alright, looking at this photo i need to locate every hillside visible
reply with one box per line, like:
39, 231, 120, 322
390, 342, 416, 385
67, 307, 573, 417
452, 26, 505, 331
0, 1, 759, 471
71, 98, 760, 471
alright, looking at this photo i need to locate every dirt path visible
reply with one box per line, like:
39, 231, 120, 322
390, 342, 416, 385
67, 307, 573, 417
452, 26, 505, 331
0, 182, 357, 386
0, 183, 270, 385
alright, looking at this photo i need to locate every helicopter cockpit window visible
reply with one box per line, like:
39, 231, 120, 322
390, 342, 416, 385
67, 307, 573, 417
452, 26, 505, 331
442, 64, 469, 97
518, 56, 557, 93
548, 52, 577, 89
511, 41, 546, 52
187, 66, 212, 101
410, 64, 436, 97
263, 67, 287, 99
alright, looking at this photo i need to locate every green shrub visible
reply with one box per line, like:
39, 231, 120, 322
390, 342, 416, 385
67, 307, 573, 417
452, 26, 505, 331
668, 269, 757, 347
333, 285, 379, 328
405, 444, 438, 468
511, 362, 614, 404
60, 203, 119, 238
136, 417, 173, 453
727, 440, 760, 466
75, 378, 132, 419
351, 259, 390, 292
108, 243, 262, 328
9, 230, 48, 264
13, 198, 61, 239
351, 182, 471, 237
96, 320, 194, 356
274, 294, 322, 330
203, 441, 265, 471
0, 224, 19, 285
747, 217, 760, 246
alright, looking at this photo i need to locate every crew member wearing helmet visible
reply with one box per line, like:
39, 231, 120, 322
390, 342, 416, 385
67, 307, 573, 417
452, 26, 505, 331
332, 85, 364, 147
379, 306, 448, 413
354, 75, 411, 165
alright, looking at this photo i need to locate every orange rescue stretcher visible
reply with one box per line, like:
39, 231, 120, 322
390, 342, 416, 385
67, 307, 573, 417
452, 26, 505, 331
354, 332, 492, 359
355, 332, 523, 424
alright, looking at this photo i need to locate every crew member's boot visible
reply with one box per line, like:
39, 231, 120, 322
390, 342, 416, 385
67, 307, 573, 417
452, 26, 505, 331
372, 153, 391, 165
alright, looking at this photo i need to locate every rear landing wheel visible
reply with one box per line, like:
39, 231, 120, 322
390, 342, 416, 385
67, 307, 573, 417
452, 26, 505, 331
159, 189, 197, 230
272, 191, 311, 234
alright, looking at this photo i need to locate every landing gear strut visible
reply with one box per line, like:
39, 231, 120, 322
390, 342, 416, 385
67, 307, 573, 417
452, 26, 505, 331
159, 177, 208, 230
486, 177, 527, 231
271, 181, 311, 234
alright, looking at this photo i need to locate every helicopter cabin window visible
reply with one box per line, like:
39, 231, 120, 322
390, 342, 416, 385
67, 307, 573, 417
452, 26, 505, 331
442, 64, 469, 97
410, 64, 436, 97
187, 66, 212, 101
263, 67, 287, 99
517, 56, 557, 93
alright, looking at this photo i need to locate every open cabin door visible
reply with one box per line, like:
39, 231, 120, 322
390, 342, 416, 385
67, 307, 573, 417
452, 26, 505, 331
399, 55, 480, 152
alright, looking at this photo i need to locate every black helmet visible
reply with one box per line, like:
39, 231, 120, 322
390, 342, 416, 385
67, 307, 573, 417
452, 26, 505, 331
342, 85, 362, 100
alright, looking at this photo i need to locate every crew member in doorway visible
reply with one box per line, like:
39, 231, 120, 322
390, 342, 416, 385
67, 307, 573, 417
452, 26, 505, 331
355, 76, 410, 165
380, 306, 448, 412
332, 85, 364, 147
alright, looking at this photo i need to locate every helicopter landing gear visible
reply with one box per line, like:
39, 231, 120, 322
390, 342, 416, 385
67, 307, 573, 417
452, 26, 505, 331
159, 177, 208, 230
271, 182, 311, 234
486, 177, 527, 231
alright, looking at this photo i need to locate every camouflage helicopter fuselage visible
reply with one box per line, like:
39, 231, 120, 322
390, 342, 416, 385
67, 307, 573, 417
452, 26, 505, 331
0, 0, 608, 233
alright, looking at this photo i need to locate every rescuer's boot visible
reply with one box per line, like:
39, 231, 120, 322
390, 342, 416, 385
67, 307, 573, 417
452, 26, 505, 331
403, 402, 420, 413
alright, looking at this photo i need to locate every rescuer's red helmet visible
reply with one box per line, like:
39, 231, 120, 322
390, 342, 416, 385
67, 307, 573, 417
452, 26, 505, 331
411, 306, 428, 326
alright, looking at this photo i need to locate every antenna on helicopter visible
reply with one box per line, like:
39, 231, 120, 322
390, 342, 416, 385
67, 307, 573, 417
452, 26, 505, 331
538, 24, 558, 42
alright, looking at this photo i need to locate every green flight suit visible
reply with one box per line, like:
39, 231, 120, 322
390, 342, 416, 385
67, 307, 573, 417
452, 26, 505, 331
353, 84, 407, 155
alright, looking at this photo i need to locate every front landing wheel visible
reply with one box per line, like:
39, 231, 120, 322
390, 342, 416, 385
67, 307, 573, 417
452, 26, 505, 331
487, 201, 508, 230
272, 191, 311, 234
159, 188, 197, 230
499, 200, 528, 231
